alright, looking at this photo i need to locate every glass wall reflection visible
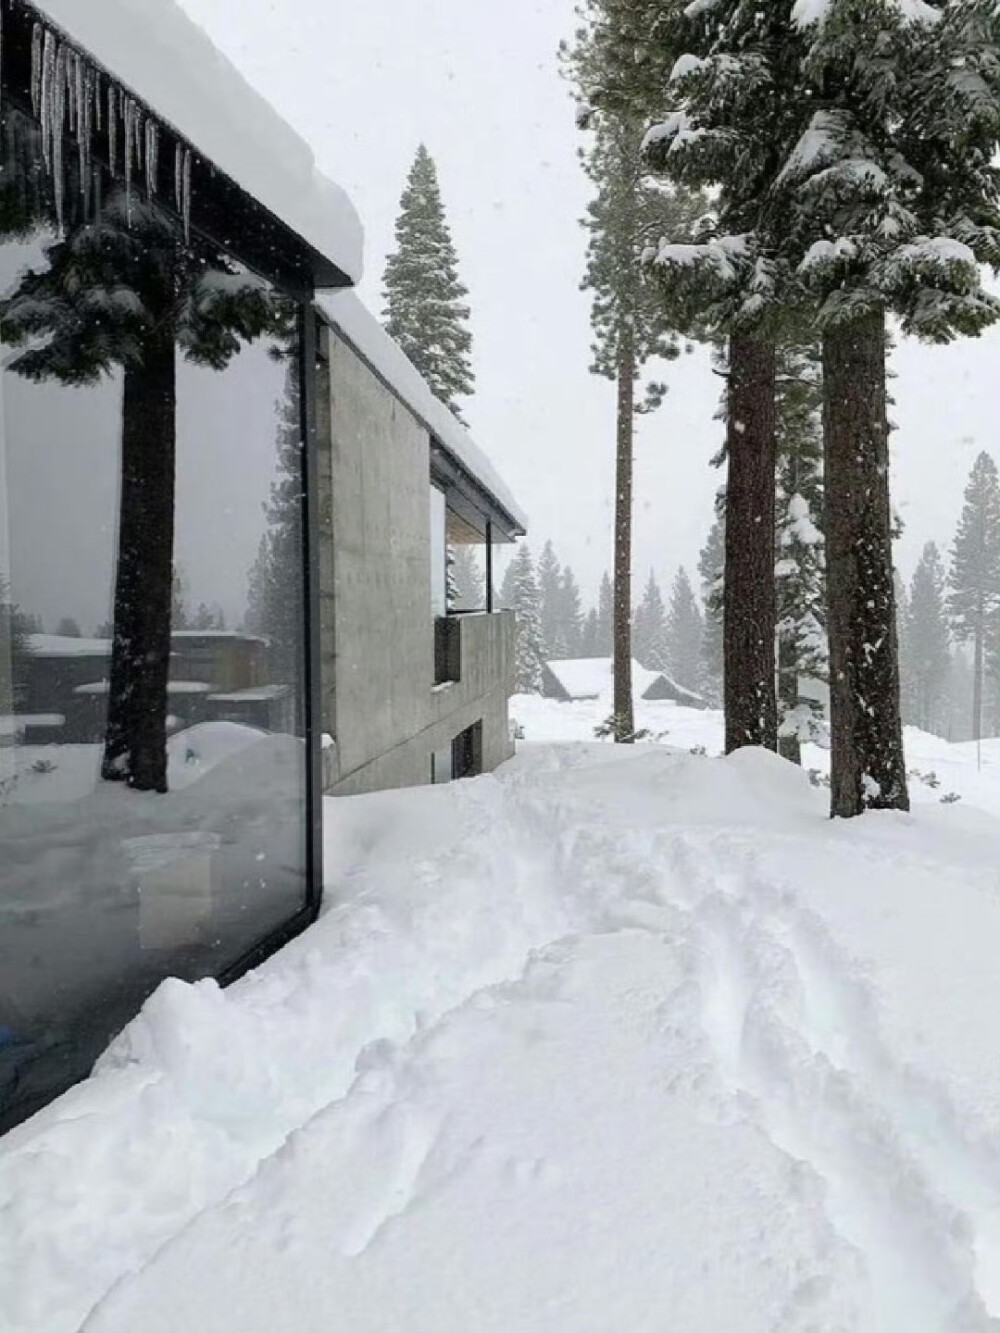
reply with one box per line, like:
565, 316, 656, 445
0, 91, 310, 1128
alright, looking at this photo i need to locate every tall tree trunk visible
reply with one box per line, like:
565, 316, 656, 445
101, 335, 176, 793
613, 342, 635, 744
823, 310, 908, 816
777, 632, 801, 764
972, 620, 983, 744
724, 332, 777, 754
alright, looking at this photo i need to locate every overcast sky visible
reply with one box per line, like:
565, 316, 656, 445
181, 0, 999, 607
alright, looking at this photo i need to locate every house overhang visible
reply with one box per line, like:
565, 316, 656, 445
17, 0, 362, 291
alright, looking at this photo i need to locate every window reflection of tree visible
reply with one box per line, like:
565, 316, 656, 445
0, 104, 294, 792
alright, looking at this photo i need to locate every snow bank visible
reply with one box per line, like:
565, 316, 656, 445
31, 0, 363, 283
4, 711, 1000, 1332
318, 291, 527, 533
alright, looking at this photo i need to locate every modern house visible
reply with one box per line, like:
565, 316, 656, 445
0, 0, 523, 1132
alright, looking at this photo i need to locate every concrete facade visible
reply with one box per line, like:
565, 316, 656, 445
316, 317, 517, 797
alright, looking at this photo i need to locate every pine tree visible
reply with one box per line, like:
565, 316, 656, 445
948, 452, 1000, 743
567, 9, 706, 744
448, 545, 486, 613
666, 567, 703, 692
633, 570, 668, 672
697, 509, 725, 705
0, 576, 32, 716
895, 570, 915, 726
906, 542, 951, 736
595, 572, 614, 656
580, 607, 601, 658
775, 343, 826, 765
245, 359, 306, 723
557, 566, 585, 658
382, 145, 474, 420
537, 540, 564, 657
499, 546, 545, 693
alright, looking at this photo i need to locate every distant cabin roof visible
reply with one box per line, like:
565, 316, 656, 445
545, 658, 659, 701
28, 634, 110, 658
318, 291, 527, 537
30, 0, 363, 286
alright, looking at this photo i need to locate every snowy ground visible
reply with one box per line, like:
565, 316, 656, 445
2, 701, 1000, 1332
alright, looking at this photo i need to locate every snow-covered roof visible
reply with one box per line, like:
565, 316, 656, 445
172, 631, 266, 644
545, 658, 659, 701
318, 290, 527, 535
28, 634, 111, 658
30, 0, 363, 285
641, 671, 706, 706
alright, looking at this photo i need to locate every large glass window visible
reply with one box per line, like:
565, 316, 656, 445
0, 50, 313, 1128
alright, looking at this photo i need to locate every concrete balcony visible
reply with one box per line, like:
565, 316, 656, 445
432, 610, 514, 710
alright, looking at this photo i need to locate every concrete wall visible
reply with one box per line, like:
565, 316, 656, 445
317, 319, 516, 797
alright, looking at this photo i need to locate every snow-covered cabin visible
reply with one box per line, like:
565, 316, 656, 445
0, 0, 523, 1133
641, 672, 708, 710
541, 658, 660, 702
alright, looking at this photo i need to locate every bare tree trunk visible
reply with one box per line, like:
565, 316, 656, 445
613, 342, 635, 744
823, 309, 908, 816
724, 332, 777, 754
777, 632, 801, 764
972, 620, 983, 744
101, 335, 176, 793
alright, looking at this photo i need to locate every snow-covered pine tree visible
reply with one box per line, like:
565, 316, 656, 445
895, 570, 915, 727
246, 359, 306, 724
538, 540, 564, 658
557, 566, 585, 658
501, 546, 546, 694
666, 567, 703, 692
382, 145, 474, 421
906, 542, 951, 737
948, 452, 1000, 743
633, 570, 668, 672
697, 508, 724, 705
775, 343, 826, 765
566, 7, 706, 743
580, 607, 602, 657
595, 572, 614, 656
448, 544, 486, 613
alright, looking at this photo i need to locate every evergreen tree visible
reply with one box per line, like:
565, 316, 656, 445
895, 570, 915, 727
948, 452, 1000, 742
906, 542, 951, 736
580, 607, 601, 658
697, 508, 725, 705
499, 546, 546, 693
633, 570, 668, 672
666, 567, 703, 691
448, 544, 486, 612
775, 343, 826, 765
567, 10, 706, 743
595, 571, 614, 656
537, 540, 564, 657
56, 618, 82, 638
557, 566, 585, 658
0, 577, 32, 716
382, 145, 474, 420
245, 359, 306, 722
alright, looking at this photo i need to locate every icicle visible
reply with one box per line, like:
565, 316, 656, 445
95, 73, 102, 134
79, 65, 96, 203
182, 148, 192, 244
31, 24, 43, 118
123, 96, 135, 223
39, 28, 55, 169
108, 82, 117, 177
145, 120, 158, 198
52, 42, 67, 232
134, 109, 143, 172
75, 52, 85, 144
174, 142, 183, 212
65, 50, 75, 134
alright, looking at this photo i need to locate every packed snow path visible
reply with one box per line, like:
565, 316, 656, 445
3, 741, 1000, 1332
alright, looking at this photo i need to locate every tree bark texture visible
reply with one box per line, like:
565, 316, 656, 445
724, 333, 777, 755
823, 310, 909, 816
777, 632, 801, 765
101, 335, 176, 793
613, 345, 635, 744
